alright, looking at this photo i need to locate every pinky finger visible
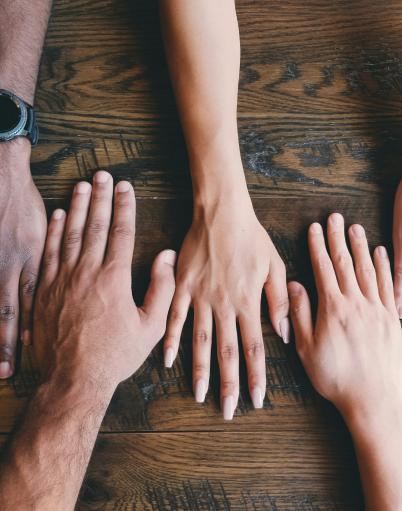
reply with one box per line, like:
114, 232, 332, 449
373, 246, 397, 313
163, 291, 191, 368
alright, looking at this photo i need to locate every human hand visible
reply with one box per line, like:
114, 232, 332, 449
33, 171, 176, 390
163, 195, 289, 419
0, 139, 47, 378
288, 213, 402, 422
393, 180, 402, 318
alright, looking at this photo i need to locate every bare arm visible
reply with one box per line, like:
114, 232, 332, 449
0, 172, 176, 510
289, 213, 402, 510
0, 0, 52, 378
160, 0, 289, 419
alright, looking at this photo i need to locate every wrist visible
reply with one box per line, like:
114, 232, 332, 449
0, 138, 32, 177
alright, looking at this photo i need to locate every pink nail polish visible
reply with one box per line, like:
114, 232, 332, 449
223, 396, 235, 421
164, 347, 175, 368
194, 379, 207, 403
251, 387, 263, 409
280, 318, 291, 344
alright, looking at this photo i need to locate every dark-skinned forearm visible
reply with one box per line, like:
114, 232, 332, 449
0, 375, 115, 511
0, 0, 52, 103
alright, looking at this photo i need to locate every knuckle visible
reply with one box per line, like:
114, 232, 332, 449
221, 380, 236, 394
245, 339, 264, 358
193, 363, 207, 374
219, 343, 238, 361
88, 221, 108, 237
21, 274, 38, 297
0, 343, 14, 361
110, 223, 133, 241
0, 305, 16, 323
272, 297, 290, 314
64, 229, 82, 247
394, 264, 402, 278
334, 251, 351, 267
356, 265, 375, 278
43, 251, 58, 268
193, 330, 210, 345
169, 307, 185, 324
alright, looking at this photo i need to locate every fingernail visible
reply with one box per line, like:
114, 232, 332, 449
223, 396, 235, 421
76, 181, 91, 194
398, 304, 402, 320
352, 224, 365, 238
330, 213, 343, 226
116, 181, 131, 193
53, 209, 65, 220
310, 223, 322, 233
0, 362, 12, 379
164, 347, 175, 368
194, 379, 207, 403
377, 246, 388, 259
95, 171, 110, 183
279, 317, 291, 344
22, 330, 31, 346
163, 250, 177, 266
251, 387, 264, 409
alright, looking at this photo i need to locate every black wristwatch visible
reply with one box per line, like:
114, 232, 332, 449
0, 89, 39, 146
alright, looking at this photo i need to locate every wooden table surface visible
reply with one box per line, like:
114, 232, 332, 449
1, 0, 401, 509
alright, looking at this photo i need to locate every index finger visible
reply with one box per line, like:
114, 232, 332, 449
308, 222, 340, 297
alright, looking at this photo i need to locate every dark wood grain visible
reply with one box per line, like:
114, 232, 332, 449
1, 0, 401, 509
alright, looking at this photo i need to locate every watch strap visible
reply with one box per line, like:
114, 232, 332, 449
23, 104, 39, 146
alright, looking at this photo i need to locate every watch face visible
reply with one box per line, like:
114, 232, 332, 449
0, 93, 22, 133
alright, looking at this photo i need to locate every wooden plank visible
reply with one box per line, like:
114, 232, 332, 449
75, 431, 363, 510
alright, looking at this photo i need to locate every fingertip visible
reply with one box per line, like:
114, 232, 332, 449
287, 281, 305, 297
328, 212, 344, 228
349, 223, 365, 239
161, 249, 177, 267
164, 346, 175, 368
52, 209, 66, 221
94, 170, 112, 184
0, 361, 13, 379
115, 180, 133, 194
309, 222, 323, 235
75, 181, 91, 195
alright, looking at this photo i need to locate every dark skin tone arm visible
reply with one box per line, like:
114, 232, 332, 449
0, 171, 176, 510
0, 0, 52, 377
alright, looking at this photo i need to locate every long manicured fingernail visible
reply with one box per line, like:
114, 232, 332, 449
95, 171, 110, 183
163, 250, 177, 266
164, 347, 175, 368
251, 387, 264, 409
22, 330, 31, 346
0, 362, 12, 379
194, 379, 207, 403
352, 224, 365, 238
116, 181, 131, 193
223, 396, 235, 421
279, 317, 290, 344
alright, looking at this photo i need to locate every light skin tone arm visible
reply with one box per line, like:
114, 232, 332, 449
393, 179, 402, 317
289, 213, 402, 510
160, 0, 289, 420
0, 171, 176, 510
0, 0, 52, 377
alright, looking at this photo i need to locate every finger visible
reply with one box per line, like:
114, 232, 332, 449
0, 274, 20, 378
104, 181, 136, 268
141, 250, 177, 346
374, 246, 397, 312
80, 171, 114, 266
308, 222, 340, 297
288, 281, 314, 356
238, 305, 266, 409
348, 224, 378, 301
264, 258, 290, 344
192, 302, 213, 404
19, 253, 42, 346
163, 290, 191, 368
61, 181, 92, 268
215, 309, 239, 421
394, 180, 402, 317
41, 209, 67, 284
327, 213, 358, 295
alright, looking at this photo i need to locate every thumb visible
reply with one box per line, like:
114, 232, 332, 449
141, 249, 177, 343
287, 281, 314, 355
